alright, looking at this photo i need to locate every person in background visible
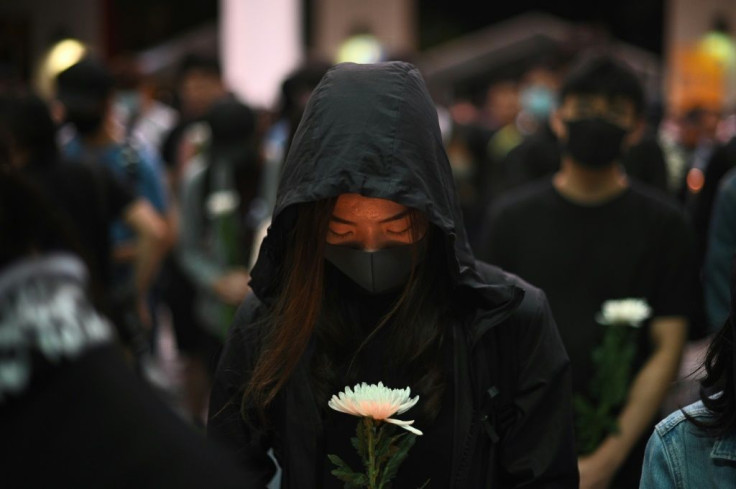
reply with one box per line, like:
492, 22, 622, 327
157, 54, 231, 404
478, 53, 694, 488
109, 53, 178, 164
0, 92, 166, 367
704, 164, 736, 334
0, 169, 248, 489
161, 53, 229, 189
464, 62, 562, 241
55, 57, 172, 385
640, 257, 736, 488
260, 58, 332, 211
491, 69, 669, 207
55, 56, 171, 326
176, 97, 269, 425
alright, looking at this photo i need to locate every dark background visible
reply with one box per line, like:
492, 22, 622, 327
106, 0, 665, 55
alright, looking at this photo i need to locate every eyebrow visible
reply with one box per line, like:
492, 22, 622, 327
330, 210, 410, 225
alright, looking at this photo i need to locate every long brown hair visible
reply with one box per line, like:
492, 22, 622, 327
242, 199, 335, 417
243, 199, 452, 423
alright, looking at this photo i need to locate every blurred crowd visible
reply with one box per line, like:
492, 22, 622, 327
1, 43, 736, 488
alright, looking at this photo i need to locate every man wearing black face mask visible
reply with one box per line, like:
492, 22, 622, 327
478, 53, 697, 489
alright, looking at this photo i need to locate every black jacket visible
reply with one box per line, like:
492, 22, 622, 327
208, 61, 578, 488
0, 254, 248, 488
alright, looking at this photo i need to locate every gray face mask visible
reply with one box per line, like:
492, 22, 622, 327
324, 241, 425, 295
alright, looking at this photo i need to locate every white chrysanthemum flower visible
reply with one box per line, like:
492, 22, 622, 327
328, 382, 423, 435
597, 298, 652, 327
206, 190, 240, 217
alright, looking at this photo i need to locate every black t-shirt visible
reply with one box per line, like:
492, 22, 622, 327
478, 180, 696, 486
479, 180, 696, 397
25, 162, 135, 293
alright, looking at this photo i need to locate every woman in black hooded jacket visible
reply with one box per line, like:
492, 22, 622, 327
208, 61, 578, 488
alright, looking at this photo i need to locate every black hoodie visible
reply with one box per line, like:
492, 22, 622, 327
208, 62, 578, 488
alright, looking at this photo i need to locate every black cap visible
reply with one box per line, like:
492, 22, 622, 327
56, 57, 114, 110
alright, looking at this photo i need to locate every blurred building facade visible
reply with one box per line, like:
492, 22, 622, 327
0, 0, 735, 114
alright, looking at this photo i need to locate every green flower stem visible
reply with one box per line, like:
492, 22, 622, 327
367, 418, 377, 489
574, 322, 640, 455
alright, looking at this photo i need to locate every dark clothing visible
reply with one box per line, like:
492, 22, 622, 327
212, 265, 574, 489
496, 125, 669, 200
497, 122, 561, 193
0, 254, 248, 489
208, 62, 578, 488
688, 137, 736, 267
478, 179, 696, 486
624, 133, 670, 193
480, 180, 694, 393
23, 161, 134, 297
320, 278, 455, 489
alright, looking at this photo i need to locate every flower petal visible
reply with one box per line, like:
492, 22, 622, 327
386, 417, 423, 436
327, 382, 422, 427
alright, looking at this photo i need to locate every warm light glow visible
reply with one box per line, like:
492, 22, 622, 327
687, 168, 705, 194
335, 34, 385, 64
35, 38, 88, 100
700, 31, 736, 66
46, 39, 87, 77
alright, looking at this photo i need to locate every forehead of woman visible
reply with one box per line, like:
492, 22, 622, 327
332, 194, 407, 222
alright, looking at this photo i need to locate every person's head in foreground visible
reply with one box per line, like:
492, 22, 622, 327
208, 61, 578, 488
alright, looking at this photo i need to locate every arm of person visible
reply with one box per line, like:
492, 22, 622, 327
122, 199, 168, 320
578, 316, 687, 489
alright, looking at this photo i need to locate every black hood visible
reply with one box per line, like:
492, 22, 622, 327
250, 61, 519, 308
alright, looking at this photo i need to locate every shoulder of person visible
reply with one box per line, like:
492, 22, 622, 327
487, 179, 554, 217
215, 294, 270, 381
227, 294, 269, 347
654, 400, 711, 439
627, 180, 685, 216
472, 259, 548, 320
627, 181, 692, 233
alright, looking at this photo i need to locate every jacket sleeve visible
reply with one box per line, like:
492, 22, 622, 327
500, 288, 579, 488
207, 298, 277, 488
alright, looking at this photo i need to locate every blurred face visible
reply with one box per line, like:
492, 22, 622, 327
486, 81, 519, 126
326, 194, 426, 251
550, 94, 641, 168
553, 94, 638, 137
179, 70, 225, 117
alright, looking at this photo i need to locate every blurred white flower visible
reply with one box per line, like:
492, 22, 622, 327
328, 382, 423, 435
597, 298, 652, 327
206, 190, 240, 218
